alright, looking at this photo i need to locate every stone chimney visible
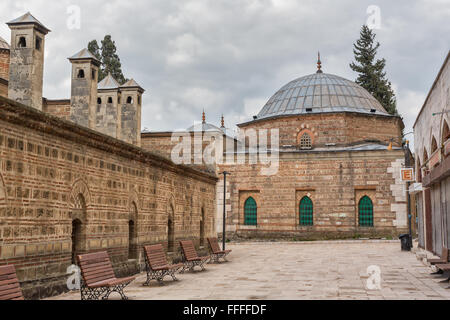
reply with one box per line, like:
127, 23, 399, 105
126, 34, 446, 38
119, 79, 144, 146
68, 48, 100, 129
7, 12, 50, 110
96, 73, 120, 138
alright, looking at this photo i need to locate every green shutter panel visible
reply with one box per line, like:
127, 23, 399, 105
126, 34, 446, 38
244, 197, 257, 226
299, 196, 313, 226
358, 196, 374, 227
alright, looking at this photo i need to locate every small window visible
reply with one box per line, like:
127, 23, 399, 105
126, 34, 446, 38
77, 69, 85, 79
97, 97, 102, 104
91, 69, 96, 79
244, 197, 257, 226
118, 96, 121, 104
127, 96, 133, 104
18, 36, 27, 48
138, 96, 141, 105
35, 36, 42, 50
358, 196, 373, 227
299, 196, 313, 226
299, 133, 312, 149
107, 97, 113, 104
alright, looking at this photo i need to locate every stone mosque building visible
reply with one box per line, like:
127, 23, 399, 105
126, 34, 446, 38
0, 12, 410, 298
145, 58, 410, 240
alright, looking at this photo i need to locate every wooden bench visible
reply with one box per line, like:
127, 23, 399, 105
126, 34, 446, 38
427, 247, 449, 265
207, 237, 232, 263
143, 244, 183, 285
77, 251, 135, 300
0, 265, 24, 300
179, 240, 210, 273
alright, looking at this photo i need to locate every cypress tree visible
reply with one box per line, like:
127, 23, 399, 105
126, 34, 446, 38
350, 25, 398, 115
87, 36, 127, 84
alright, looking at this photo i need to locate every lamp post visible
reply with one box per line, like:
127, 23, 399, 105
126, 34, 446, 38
220, 171, 230, 250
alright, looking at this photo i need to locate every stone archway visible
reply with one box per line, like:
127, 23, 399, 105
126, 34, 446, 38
69, 180, 91, 264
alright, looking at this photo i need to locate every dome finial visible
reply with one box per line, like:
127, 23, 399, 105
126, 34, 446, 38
316, 51, 323, 73
221, 114, 225, 128
202, 109, 206, 124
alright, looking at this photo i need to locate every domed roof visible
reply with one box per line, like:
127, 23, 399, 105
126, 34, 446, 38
255, 72, 389, 121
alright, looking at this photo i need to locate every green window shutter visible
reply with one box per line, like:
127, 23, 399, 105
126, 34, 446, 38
358, 196, 374, 227
299, 196, 313, 226
244, 197, 257, 226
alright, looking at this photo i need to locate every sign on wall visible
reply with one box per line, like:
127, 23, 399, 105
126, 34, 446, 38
400, 168, 415, 182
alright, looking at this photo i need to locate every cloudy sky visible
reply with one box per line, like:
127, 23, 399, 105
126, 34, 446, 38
1, 0, 449, 147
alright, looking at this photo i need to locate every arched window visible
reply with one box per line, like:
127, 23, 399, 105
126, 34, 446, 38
127, 96, 133, 104
18, 36, 26, 48
35, 36, 42, 50
299, 196, 313, 226
77, 69, 85, 79
443, 120, 450, 143
97, 97, 102, 104
358, 196, 374, 227
299, 133, 312, 149
431, 136, 438, 154
107, 97, 113, 104
244, 197, 257, 226
71, 193, 87, 264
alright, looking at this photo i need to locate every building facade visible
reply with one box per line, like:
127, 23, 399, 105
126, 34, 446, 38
412, 51, 450, 255
0, 12, 217, 299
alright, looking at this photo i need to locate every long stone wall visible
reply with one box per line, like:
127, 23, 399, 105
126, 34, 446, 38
0, 96, 217, 299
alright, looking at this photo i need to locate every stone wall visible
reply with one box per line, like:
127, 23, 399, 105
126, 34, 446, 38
217, 149, 408, 240
0, 96, 217, 299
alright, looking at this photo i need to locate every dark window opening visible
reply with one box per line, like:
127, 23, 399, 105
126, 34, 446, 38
107, 97, 113, 104
200, 208, 205, 246
128, 220, 135, 259
71, 219, 82, 264
97, 97, 102, 104
18, 36, 26, 48
138, 96, 141, 105
77, 69, 85, 79
35, 36, 42, 50
91, 69, 96, 79
127, 96, 133, 104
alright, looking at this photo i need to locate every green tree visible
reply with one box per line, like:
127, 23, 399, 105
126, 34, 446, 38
350, 25, 398, 115
87, 35, 127, 84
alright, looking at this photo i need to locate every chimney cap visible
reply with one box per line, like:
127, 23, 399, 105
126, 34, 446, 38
7, 12, 50, 34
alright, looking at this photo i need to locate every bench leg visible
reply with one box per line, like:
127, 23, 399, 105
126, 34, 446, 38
103, 281, 132, 300
169, 269, 179, 281
430, 269, 444, 275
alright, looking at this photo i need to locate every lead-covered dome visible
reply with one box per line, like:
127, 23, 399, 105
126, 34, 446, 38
256, 73, 389, 120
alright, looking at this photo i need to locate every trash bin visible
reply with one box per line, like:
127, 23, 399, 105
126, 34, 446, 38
399, 234, 411, 251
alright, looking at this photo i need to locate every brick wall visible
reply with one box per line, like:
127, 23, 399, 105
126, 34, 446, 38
0, 96, 217, 299
42, 99, 71, 120
217, 150, 408, 240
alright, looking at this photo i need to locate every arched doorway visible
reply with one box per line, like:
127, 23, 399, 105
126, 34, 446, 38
71, 219, 82, 264
244, 197, 257, 226
299, 196, 314, 226
168, 205, 175, 252
200, 208, 205, 246
128, 220, 135, 259
70, 193, 87, 265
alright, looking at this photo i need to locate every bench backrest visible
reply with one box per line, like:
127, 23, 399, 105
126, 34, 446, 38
0, 265, 24, 300
144, 244, 169, 270
180, 240, 199, 261
77, 251, 116, 286
207, 237, 222, 253
442, 247, 449, 261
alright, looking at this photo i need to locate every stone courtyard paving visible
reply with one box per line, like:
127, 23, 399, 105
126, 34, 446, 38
48, 240, 450, 300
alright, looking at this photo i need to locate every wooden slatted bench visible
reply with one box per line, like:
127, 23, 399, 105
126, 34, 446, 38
0, 265, 24, 300
179, 240, 210, 273
428, 248, 449, 275
77, 251, 136, 300
143, 244, 183, 285
207, 237, 232, 263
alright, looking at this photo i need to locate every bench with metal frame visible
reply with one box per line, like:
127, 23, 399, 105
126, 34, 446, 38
77, 251, 135, 300
179, 240, 209, 273
143, 244, 183, 285
207, 237, 232, 263
428, 247, 449, 275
